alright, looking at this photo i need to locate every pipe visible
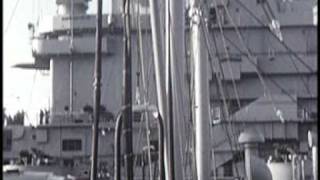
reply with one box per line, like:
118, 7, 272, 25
301, 157, 305, 180
292, 154, 297, 180
114, 106, 165, 180
308, 130, 318, 180
297, 156, 301, 180
244, 144, 256, 180
148, 0, 169, 176
114, 111, 124, 180
238, 129, 265, 180
157, 114, 165, 180
312, 146, 318, 180
90, 0, 102, 179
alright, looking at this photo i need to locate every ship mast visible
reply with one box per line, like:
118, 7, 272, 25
165, 0, 175, 178
90, 0, 103, 179
148, 0, 168, 179
189, 0, 211, 179
122, 0, 134, 179
167, 0, 185, 179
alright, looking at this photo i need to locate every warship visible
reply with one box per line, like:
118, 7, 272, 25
3, 0, 318, 180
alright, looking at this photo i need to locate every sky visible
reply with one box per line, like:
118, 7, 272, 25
3, 0, 111, 125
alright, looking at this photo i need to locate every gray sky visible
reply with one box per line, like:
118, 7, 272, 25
3, 0, 111, 125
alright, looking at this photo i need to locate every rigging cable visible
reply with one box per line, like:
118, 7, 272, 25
206, 3, 244, 158
199, 12, 231, 128
218, 4, 301, 104
170, 33, 189, 180
223, 35, 298, 103
198, 8, 242, 178
201, 13, 232, 117
219, 1, 280, 117
210, 0, 242, 111
234, 0, 314, 73
257, 0, 313, 97
220, 3, 295, 158
134, 0, 154, 178
218, 0, 280, 156
221, 1, 314, 141
202, 0, 243, 144
4, 0, 22, 35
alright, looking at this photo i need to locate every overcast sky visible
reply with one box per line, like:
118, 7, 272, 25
3, 0, 111, 125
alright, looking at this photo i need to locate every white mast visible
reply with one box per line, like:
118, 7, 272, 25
169, 0, 185, 179
163, 0, 186, 178
148, 0, 169, 178
148, 0, 166, 133
189, 0, 211, 179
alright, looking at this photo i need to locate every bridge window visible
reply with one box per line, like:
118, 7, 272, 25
62, 139, 82, 151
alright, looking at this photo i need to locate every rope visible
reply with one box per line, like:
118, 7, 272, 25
4, 0, 22, 35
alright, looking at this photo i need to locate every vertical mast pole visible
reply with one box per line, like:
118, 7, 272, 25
165, 0, 173, 179
165, 0, 178, 179
90, 0, 102, 179
189, 0, 211, 179
123, 0, 134, 179
169, 0, 185, 178
148, 0, 168, 179
149, 0, 166, 123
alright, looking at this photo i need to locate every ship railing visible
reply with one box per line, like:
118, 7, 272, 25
50, 112, 92, 124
